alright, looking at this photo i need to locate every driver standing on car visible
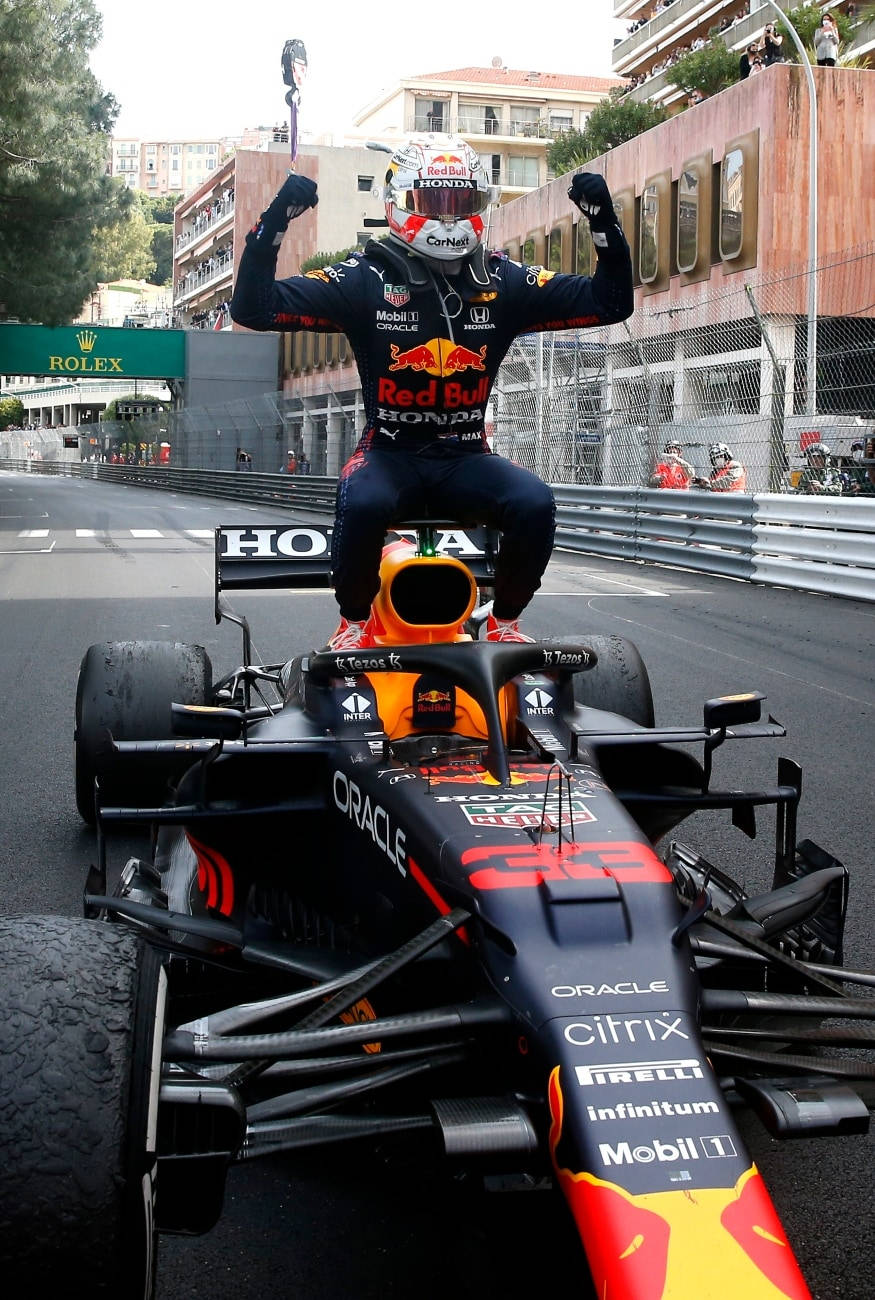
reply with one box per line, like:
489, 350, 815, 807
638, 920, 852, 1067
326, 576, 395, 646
230, 134, 633, 649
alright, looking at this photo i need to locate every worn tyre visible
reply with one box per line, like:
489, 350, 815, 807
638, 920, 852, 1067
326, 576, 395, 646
75, 640, 212, 823
568, 633, 655, 727
0, 916, 166, 1296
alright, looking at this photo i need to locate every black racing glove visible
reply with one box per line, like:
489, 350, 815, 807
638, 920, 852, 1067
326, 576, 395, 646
246, 173, 318, 254
568, 172, 615, 231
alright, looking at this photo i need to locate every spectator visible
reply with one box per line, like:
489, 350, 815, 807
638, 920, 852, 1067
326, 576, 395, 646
843, 437, 875, 495
815, 13, 840, 65
749, 56, 765, 76
762, 22, 784, 64
297, 454, 311, 475
694, 442, 747, 492
796, 442, 842, 494
280, 450, 298, 474
739, 42, 761, 79
649, 440, 695, 489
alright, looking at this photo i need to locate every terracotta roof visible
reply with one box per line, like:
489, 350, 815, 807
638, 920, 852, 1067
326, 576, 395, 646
406, 66, 625, 91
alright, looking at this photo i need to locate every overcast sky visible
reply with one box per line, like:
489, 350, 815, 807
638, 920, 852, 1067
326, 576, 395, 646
89, 0, 625, 141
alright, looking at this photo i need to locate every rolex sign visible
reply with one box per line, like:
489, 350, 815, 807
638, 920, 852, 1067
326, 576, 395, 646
0, 323, 186, 380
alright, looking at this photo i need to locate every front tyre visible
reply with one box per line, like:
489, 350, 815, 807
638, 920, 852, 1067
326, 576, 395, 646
569, 633, 654, 727
75, 640, 212, 824
0, 916, 167, 1297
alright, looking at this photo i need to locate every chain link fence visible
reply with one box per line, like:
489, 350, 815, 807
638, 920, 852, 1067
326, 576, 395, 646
12, 243, 873, 494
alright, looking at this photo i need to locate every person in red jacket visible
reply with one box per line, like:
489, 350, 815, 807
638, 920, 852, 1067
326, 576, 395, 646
694, 442, 747, 492
230, 133, 634, 650
649, 440, 695, 489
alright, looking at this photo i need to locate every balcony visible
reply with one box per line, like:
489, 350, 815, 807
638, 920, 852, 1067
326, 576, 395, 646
613, 0, 734, 77
406, 115, 556, 142
174, 253, 234, 307
176, 196, 235, 254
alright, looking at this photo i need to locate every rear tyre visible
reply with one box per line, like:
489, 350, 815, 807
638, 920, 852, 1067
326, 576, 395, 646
75, 640, 212, 824
0, 916, 166, 1296
568, 633, 654, 727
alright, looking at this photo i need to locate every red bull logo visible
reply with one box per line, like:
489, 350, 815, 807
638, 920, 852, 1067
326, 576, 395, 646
388, 338, 488, 376
419, 689, 452, 704
548, 1068, 812, 1299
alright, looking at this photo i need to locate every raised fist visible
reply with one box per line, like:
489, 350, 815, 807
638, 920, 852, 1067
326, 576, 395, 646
568, 172, 614, 229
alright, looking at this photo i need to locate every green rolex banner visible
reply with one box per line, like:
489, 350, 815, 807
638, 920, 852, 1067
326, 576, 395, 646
0, 324, 186, 380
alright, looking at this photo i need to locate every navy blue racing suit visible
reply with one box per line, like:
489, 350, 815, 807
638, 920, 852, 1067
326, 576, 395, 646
230, 207, 633, 620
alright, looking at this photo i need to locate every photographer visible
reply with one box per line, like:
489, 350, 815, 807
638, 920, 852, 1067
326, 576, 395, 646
762, 22, 784, 65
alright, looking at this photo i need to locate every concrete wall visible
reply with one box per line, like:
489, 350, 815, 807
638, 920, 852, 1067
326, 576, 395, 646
184, 330, 280, 407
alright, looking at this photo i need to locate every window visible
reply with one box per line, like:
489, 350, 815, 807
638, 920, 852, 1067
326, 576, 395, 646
414, 98, 446, 132
459, 103, 501, 135
677, 168, 699, 273
208, 144, 217, 153
720, 148, 744, 260
508, 156, 539, 187
510, 105, 539, 136
547, 227, 562, 272
522, 236, 536, 263
549, 110, 573, 134
640, 183, 659, 283
575, 220, 593, 275
171, 145, 180, 155
357, 175, 374, 192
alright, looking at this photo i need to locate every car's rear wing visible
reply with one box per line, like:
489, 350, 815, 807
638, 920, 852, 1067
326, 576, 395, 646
214, 522, 498, 621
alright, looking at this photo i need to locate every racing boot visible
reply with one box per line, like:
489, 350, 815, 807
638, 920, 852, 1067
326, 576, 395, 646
485, 614, 534, 643
326, 616, 376, 651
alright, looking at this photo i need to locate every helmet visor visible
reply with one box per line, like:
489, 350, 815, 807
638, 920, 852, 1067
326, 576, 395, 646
399, 180, 490, 219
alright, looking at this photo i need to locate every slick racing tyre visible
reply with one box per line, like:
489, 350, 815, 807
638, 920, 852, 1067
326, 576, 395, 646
0, 916, 167, 1297
566, 633, 655, 727
75, 640, 212, 824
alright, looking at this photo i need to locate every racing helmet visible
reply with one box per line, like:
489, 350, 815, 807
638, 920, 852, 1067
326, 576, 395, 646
805, 441, 830, 459
384, 134, 498, 261
709, 442, 732, 466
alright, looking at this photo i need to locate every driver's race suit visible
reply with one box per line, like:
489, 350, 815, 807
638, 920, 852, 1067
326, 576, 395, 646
231, 220, 633, 619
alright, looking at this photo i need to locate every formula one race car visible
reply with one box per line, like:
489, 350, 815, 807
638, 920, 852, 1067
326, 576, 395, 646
1, 521, 873, 1298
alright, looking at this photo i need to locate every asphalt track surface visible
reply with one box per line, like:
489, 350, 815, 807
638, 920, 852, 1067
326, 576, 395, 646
0, 470, 873, 1299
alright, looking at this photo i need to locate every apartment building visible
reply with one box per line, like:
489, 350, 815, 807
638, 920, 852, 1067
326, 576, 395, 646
173, 143, 385, 331
352, 60, 624, 200
612, 0, 870, 107
110, 137, 226, 196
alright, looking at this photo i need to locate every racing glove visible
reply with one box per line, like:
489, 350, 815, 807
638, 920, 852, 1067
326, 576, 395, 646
568, 172, 615, 232
246, 174, 318, 256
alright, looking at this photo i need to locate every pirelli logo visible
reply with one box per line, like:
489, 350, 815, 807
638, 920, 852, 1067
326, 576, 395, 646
575, 1058, 704, 1087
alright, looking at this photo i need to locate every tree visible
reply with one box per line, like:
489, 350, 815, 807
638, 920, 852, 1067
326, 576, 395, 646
0, 0, 132, 325
137, 193, 177, 285
776, 3, 855, 58
0, 396, 25, 430
667, 39, 740, 99
90, 202, 156, 283
547, 91, 667, 174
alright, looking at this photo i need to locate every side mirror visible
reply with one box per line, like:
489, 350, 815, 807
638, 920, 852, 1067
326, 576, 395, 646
703, 692, 764, 731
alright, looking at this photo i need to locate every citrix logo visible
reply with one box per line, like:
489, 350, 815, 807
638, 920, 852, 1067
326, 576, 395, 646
563, 1014, 687, 1047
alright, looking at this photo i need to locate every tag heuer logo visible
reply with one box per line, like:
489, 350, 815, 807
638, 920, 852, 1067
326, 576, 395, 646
384, 284, 410, 307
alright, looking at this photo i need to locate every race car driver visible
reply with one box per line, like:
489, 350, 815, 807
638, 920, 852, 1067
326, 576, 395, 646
230, 134, 634, 649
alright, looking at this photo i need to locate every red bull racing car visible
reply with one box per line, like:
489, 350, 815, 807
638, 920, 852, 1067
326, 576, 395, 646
1, 522, 873, 1297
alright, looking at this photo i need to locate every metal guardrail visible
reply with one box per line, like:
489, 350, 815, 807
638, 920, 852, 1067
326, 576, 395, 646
2, 461, 872, 603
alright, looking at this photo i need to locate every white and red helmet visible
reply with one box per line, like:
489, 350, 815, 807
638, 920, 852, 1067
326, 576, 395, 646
384, 134, 498, 261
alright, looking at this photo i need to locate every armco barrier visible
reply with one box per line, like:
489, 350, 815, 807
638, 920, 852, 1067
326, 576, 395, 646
2, 461, 872, 602
752, 495, 875, 601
